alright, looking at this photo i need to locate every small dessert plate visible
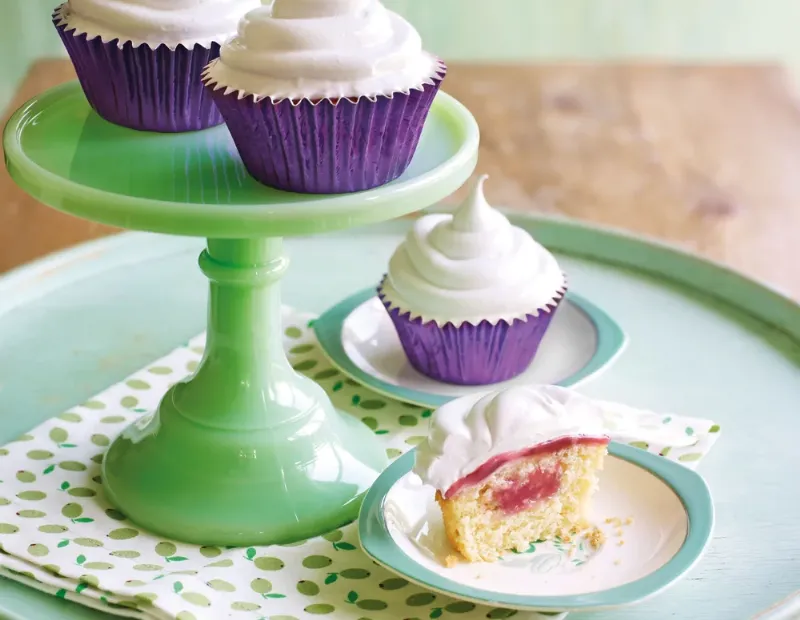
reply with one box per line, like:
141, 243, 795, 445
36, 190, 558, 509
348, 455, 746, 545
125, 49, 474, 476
313, 287, 627, 408
358, 444, 714, 613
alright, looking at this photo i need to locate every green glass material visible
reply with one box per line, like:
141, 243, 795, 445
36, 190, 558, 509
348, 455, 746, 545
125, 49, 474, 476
3, 82, 480, 545
3, 82, 479, 237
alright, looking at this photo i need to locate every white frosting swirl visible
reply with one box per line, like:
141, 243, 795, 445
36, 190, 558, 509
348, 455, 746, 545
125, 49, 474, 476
57, 0, 260, 49
380, 175, 566, 326
413, 385, 608, 494
202, 0, 442, 100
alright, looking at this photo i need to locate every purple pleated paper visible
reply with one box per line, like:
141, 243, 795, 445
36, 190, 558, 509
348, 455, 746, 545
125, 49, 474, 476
206, 70, 445, 194
54, 14, 223, 133
378, 281, 567, 386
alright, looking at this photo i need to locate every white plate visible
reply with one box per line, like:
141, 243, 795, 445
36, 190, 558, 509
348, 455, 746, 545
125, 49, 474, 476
359, 444, 714, 612
314, 288, 627, 408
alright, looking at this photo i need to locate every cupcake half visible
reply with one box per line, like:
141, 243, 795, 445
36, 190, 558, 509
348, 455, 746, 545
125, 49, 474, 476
413, 386, 609, 563
202, 0, 446, 194
378, 175, 567, 386
54, 0, 259, 133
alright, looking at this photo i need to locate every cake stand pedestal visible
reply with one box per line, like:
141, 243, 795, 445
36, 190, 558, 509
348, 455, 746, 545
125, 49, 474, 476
3, 82, 479, 545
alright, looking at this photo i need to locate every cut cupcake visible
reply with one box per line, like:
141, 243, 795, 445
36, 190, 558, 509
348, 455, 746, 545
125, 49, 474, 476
378, 175, 567, 385
54, 0, 259, 132
413, 385, 609, 563
202, 0, 446, 194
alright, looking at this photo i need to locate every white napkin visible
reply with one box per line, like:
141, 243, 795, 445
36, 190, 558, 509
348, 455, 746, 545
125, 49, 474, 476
0, 307, 720, 620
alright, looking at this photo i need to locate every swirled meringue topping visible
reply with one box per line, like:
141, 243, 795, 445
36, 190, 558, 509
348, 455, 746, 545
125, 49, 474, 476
202, 0, 442, 101
380, 175, 565, 326
413, 385, 608, 495
57, 0, 259, 49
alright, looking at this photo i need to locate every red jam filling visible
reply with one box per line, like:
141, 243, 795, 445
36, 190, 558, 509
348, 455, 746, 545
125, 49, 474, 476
443, 436, 609, 506
492, 462, 563, 513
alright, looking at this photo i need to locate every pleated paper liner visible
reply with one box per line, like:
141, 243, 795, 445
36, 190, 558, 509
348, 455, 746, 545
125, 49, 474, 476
378, 276, 568, 386
54, 5, 224, 133
203, 61, 447, 194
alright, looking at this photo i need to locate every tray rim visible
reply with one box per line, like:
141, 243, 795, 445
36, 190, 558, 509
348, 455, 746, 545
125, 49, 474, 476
2, 209, 796, 341
358, 442, 715, 612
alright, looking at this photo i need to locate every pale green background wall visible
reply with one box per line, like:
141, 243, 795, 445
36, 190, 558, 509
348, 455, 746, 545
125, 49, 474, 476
4, 0, 800, 109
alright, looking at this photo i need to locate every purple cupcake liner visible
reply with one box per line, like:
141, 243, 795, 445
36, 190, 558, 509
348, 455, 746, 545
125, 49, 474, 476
54, 11, 223, 133
378, 277, 567, 386
204, 66, 445, 194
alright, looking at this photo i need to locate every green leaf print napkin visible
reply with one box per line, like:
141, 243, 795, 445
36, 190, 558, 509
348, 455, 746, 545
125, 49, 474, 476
0, 307, 720, 620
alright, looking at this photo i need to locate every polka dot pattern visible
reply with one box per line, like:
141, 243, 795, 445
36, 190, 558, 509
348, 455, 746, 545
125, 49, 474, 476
0, 308, 719, 619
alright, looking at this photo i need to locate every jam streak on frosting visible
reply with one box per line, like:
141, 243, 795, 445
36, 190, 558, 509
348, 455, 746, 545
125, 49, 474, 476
203, 0, 442, 100
413, 385, 609, 495
380, 175, 565, 326
58, 0, 259, 48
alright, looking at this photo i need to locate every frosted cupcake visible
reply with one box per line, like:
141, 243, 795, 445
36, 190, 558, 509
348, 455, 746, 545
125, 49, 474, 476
414, 386, 609, 563
54, 0, 259, 132
378, 175, 567, 385
202, 0, 446, 194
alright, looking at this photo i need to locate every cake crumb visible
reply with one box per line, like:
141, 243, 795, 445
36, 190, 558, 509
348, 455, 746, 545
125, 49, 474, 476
587, 527, 605, 549
614, 559, 621, 566
617, 540, 625, 546
624, 517, 633, 525
604, 518, 614, 524
615, 528, 624, 537
445, 554, 460, 568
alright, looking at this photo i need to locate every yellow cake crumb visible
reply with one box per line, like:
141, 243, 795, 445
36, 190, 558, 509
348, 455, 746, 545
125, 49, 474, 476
614, 559, 622, 566
624, 517, 633, 525
445, 554, 460, 568
437, 444, 607, 562
617, 540, 625, 546
587, 527, 606, 550
615, 528, 623, 537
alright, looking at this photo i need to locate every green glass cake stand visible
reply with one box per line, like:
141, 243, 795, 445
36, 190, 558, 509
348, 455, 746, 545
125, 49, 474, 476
3, 82, 479, 546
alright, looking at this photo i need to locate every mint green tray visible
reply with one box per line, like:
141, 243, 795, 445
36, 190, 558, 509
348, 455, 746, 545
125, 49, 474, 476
0, 214, 799, 619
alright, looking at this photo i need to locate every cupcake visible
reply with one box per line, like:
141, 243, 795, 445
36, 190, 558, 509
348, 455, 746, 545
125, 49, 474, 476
54, 0, 260, 133
378, 175, 567, 385
202, 0, 446, 194
413, 385, 609, 563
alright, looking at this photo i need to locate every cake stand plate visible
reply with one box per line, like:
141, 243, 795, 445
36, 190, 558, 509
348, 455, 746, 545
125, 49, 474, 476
3, 81, 479, 546
313, 287, 627, 408
358, 444, 713, 613
1, 216, 799, 620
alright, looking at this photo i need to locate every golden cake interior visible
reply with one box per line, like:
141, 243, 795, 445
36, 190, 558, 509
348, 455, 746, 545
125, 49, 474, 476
437, 443, 607, 563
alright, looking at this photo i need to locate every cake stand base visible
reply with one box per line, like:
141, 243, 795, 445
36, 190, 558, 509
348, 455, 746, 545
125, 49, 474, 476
101, 238, 387, 545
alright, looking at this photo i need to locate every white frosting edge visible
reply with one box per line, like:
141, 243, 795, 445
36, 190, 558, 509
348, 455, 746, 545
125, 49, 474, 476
377, 273, 567, 328
412, 386, 609, 494
201, 56, 446, 104
54, 4, 230, 50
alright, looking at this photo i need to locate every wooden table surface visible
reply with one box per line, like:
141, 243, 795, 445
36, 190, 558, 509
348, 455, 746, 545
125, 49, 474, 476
3, 59, 800, 301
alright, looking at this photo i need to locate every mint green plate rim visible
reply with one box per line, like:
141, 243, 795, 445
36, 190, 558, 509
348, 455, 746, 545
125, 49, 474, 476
313, 286, 628, 408
2, 81, 480, 238
358, 442, 714, 612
